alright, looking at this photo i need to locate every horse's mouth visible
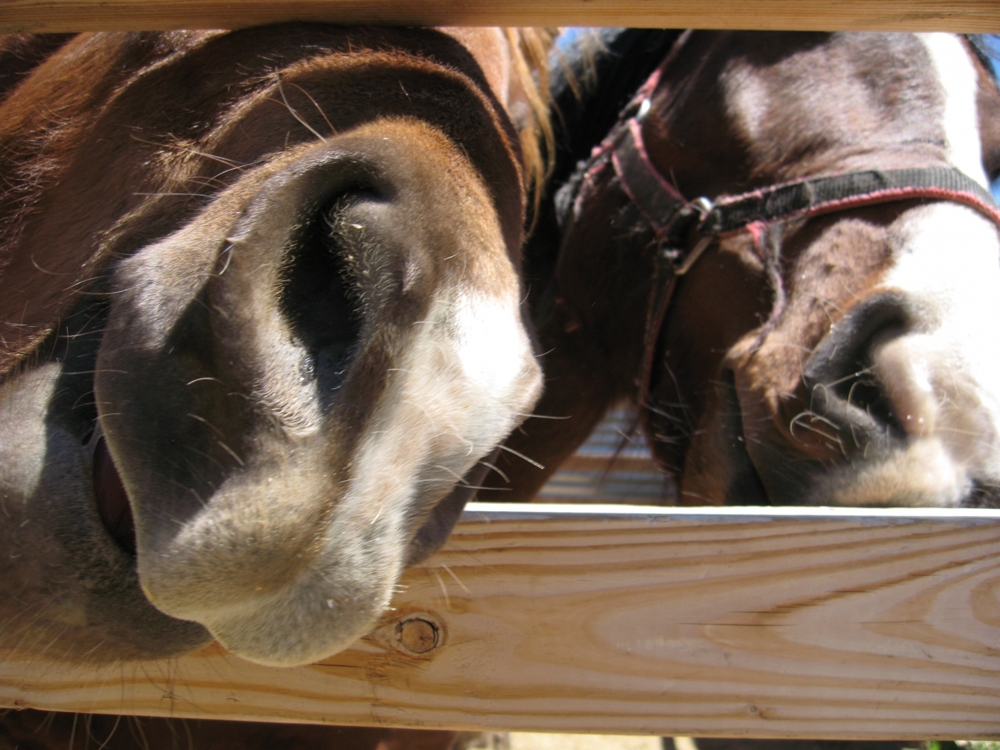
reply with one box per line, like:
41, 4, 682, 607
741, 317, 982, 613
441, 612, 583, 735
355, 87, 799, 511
709, 365, 1000, 510
90, 428, 137, 557
88, 416, 478, 649
404, 452, 496, 566
963, 482, 1000, 508
90, 421, 479, 563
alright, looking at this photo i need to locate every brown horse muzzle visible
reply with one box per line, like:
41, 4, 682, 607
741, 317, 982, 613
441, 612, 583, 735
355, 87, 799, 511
95, 120, 542, 666
693, 205, 1000, 510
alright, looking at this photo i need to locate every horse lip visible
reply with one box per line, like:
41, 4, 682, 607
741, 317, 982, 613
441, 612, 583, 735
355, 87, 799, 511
716, 372, 773, 506
90, 427, 138, 556
964, 479, 1000, 508
404, 451, 496, 566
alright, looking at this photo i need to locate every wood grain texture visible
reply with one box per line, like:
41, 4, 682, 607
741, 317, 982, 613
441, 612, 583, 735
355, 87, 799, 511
1, 504, 998, 739
0, 0, 998, 33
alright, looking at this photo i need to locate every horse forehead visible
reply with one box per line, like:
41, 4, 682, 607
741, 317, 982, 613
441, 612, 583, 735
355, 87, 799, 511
915, 33, 989, 187
716, 33, 982, 177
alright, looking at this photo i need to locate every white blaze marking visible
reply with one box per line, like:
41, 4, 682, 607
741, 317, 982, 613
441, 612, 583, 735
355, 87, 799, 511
341, 286, 541, 528
917, 33, 989, 188
870, 204, 1000, 503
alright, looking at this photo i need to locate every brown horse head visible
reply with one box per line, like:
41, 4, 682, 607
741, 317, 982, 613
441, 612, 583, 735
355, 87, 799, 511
0, 26, 546, 667
500, 31, 1000, 512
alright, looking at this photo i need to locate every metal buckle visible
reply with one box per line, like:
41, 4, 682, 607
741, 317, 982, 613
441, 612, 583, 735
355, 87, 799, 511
622, 97, 653, 123
658, 197, 715, 276
636, 98, 652, 122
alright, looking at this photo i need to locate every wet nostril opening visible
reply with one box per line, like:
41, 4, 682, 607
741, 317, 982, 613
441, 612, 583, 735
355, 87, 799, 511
837, 375, 897, 434
803, 292, 915, 447
280, 193, 367, 407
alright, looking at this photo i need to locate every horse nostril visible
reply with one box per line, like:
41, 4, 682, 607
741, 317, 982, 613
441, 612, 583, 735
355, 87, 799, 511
801, 291, 915, 453
279, 194, 365, 405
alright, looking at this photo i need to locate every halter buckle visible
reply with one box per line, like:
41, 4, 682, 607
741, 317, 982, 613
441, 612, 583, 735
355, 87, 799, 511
621, 97, 653, 123
658, 196, 715, 275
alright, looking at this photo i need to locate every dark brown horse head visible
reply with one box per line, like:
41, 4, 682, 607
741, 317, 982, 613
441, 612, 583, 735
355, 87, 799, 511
501, 31, 1000, 512
0, 26, 546, 667
656, 33, 1000, 509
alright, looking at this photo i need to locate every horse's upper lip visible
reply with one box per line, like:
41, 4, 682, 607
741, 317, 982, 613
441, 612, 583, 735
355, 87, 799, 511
92, 422, 476, 569
89, 413, 481, 657
404, 452, 496, 566
90, 426, 138, 556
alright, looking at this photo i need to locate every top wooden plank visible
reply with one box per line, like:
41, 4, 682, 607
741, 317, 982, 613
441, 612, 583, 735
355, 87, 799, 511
1, 0, 999, 34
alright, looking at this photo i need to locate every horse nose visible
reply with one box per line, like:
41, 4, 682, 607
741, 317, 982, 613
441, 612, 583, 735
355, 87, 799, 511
801, 291, 916, 457
793, 286, 1000, 507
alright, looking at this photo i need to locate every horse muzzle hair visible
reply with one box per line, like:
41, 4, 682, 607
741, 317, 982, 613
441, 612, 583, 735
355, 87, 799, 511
692, 201, 1000, 510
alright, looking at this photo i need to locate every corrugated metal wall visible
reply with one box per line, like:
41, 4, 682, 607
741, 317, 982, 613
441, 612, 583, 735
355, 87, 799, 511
537, 408, 677, 505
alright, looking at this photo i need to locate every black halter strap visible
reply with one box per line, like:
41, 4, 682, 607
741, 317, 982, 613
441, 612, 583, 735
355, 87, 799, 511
609, 116, 1000, 274
701, 165, 1000, 235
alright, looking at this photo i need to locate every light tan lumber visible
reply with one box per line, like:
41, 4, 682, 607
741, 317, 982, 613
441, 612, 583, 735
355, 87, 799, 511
509, 733, 661, 749
1, 503, 999, 739
0, 0, 998, 34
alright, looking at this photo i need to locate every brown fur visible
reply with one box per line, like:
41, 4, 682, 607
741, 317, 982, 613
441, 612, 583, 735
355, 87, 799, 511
0, 28, 553, 375
0, 24, 554, 749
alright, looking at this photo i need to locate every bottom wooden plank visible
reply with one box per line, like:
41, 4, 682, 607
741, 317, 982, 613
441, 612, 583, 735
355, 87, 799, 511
1, 504, 998, 739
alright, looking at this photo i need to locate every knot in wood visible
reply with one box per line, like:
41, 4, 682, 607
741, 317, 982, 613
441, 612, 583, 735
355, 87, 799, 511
397, 616, 440, 655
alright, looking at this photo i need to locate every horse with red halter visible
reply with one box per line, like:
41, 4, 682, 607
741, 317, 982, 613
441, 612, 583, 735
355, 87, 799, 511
493, 29, 1000, 513
492, 33, 1000, 750
0, 26, 550, 749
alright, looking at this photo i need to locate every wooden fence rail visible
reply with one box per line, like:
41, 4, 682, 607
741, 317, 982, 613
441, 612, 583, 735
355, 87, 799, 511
1, 0, 999, 33
3, 503, 998, 739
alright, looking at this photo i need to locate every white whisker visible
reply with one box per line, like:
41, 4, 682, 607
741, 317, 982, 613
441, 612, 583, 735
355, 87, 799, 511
432, 570, 451, 610
478, 460, 509, 483
440, 564, 470, 594
497, 444, 544, 469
